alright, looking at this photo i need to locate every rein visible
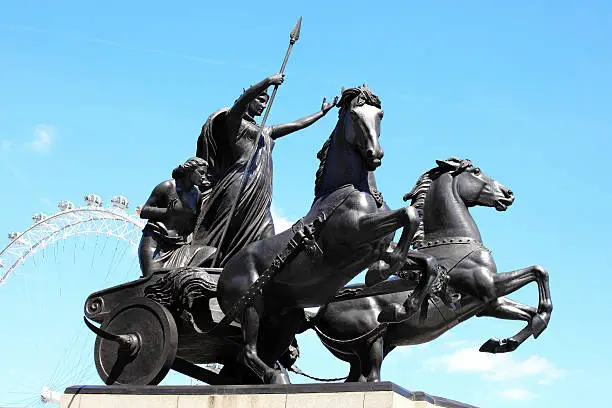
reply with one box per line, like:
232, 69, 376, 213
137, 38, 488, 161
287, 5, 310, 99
288, 365, 347, 382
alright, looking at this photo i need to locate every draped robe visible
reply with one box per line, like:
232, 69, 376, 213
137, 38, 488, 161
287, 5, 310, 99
194, 109, 275, 266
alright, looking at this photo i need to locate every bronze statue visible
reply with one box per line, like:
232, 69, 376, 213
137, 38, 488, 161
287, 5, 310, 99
193, 74, 337, 267
307, 158, 553, 381
82, 19, 553, 391
138, 157, 213, 276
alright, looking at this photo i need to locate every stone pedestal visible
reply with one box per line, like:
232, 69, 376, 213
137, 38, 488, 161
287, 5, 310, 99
62, 382, 477, 408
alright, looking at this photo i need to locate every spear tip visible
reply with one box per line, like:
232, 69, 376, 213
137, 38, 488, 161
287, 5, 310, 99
290, 16, 302, 43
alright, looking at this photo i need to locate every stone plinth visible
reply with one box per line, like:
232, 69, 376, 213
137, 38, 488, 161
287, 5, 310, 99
62, 382, 477, 408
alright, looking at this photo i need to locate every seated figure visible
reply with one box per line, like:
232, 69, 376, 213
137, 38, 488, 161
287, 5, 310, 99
138, 157, 214, 277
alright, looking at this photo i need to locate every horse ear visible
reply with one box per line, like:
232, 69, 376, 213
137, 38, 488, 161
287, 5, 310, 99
437, 157, 464, 167
436, 159, 455, 169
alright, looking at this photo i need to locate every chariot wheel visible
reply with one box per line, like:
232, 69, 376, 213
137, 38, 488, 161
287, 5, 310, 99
92, 297, 178, 385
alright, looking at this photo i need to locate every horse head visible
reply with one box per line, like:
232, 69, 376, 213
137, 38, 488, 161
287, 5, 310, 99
405, 158, 515, 242
435, 158, 515, 211
337, 84, 384, 170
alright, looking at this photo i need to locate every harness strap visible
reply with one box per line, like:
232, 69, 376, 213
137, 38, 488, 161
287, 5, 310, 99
312, 320, 389, 348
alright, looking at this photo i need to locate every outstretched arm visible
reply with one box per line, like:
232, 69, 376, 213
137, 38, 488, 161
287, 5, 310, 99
269, 96, 338, 140
226, 74, 285, 136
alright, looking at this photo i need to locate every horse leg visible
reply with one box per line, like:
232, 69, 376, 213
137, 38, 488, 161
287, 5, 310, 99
346, 358, 362, 382
478, 266, 552, 353
359, 336, 385, 382
357, 206, 420, 249
493, 265, 552, 336
377, 251, 437, 323
478, 297, 537, 353
258, 308, 305, 383
240, 300, 282, 384
360, 206, 420, 286
479, 297, 536, 321
359, 207, 425, 324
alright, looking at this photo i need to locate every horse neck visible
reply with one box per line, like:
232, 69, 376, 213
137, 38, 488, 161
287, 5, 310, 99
423, 173, 482, 241
316, 118, 370, 196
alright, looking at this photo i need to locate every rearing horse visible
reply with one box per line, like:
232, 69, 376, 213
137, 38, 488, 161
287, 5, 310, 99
216, 86, 420, 384
309, 158, 553, 382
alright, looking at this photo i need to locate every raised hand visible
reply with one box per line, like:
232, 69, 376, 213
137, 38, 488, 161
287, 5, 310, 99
268, 73, 285, 86
321, 96, 339, 114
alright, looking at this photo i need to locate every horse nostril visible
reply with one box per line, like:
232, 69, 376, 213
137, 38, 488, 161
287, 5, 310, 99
506, 190, 514, 198
366, 149, 374, 159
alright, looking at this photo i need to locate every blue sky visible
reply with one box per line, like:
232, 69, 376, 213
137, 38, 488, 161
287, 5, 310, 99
1, 1, 611, 407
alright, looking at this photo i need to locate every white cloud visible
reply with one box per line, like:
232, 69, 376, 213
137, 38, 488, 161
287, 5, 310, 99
271, 204, 294, 232
28, 125, 54, 152
501, 388, 535, 400
425, 347, 565, 384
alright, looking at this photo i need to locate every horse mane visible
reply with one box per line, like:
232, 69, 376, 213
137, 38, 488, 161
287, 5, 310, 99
403, 158, 472, 248
314, 85, 381, 197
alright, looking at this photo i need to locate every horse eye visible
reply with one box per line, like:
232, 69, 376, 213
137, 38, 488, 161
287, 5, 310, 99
473, 167, 481, 175
379, 110, 384, 119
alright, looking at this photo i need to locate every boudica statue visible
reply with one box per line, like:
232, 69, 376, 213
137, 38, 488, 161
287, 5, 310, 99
83, 17, 552, 388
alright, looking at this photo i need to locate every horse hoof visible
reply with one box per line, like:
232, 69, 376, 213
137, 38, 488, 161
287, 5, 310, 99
531, 314, 548, 339
479, 338, 501, 353
479, 338, 519, 354
265, 371, 290, 385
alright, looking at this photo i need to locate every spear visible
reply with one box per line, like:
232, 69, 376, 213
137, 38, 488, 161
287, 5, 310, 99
210, 17, 302, 267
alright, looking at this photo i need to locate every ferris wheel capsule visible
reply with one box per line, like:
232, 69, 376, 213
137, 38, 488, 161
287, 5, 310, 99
32, 213, 47, 223
85, 194, 103, 207
58, 200, 75, 211
111, 195, 129, 210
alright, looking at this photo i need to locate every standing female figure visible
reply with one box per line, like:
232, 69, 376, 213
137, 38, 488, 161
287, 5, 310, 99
195, 74, 336, 266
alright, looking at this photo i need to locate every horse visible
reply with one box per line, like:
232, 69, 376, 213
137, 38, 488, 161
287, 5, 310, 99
308, 158, 553, 382
215, 85, 421, 384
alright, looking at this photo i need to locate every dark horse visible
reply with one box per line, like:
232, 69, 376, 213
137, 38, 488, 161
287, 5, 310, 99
216, 86, 421, 384
309, 158, 553, 382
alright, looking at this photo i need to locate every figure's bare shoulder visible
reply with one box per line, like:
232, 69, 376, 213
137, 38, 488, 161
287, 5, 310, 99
144, 179, 175, 206
153, 179, 176, 194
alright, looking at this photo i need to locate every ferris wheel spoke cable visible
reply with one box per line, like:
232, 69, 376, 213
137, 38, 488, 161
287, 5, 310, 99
89, 234, 100, 269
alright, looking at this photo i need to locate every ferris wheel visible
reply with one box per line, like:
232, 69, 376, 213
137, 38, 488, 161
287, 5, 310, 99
0, 194, 144, 287
0, 194, 147, 407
